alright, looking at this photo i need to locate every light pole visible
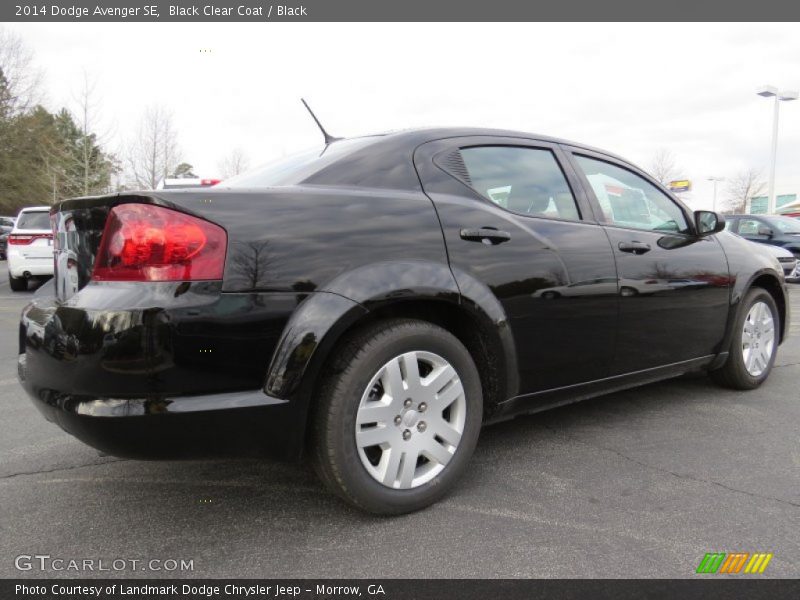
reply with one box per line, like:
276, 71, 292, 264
756, 85, 798, 214
707, 176, 724, 212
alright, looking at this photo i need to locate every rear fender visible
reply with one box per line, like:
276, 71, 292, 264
264, 260, 518, 406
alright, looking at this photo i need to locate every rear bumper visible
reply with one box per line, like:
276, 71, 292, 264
17, 283, 308, 460
7, 253, 54, 278
18, 354, 301, 459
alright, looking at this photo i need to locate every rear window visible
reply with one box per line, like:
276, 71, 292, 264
221, 137, 376, 188
16, 211, 50, 230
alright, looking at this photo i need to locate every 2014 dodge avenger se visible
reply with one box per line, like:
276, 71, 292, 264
17, 128, 790, 514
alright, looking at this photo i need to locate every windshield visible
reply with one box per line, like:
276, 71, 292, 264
770, 216, 800, 233
221, 137, 376, 188
16, 211, 50, 230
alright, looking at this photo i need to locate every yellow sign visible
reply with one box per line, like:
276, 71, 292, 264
668, 180, 692, 192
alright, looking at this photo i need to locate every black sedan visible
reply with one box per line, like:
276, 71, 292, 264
18, 128, 790, 514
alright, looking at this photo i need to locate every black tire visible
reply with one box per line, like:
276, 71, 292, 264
8, 273, 27, 292
710, 287, 779, 390
311, 318, 483, 515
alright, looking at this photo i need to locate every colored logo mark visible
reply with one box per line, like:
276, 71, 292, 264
696, 552, 773, 574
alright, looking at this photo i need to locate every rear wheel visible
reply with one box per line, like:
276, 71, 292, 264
8, 273, 26, 292
710, 288, 779, 390
311, 319, 482, 515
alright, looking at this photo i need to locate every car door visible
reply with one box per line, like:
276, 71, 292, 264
565, 148, 731, 374
414, 137, 619, 395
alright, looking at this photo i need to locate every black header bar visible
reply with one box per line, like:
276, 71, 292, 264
3, 0, 800, 22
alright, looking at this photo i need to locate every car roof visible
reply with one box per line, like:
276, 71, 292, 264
280, 127, 631, 192
17, 206, 51, 213
730, 214, 785, 218
357, 126, 623, 157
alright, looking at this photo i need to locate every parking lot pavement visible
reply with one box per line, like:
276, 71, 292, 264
0, 267, 798, 579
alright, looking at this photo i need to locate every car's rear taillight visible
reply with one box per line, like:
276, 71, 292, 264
201, 178, 221, 186
92, 204, 226, 282
8, 233, 53, 245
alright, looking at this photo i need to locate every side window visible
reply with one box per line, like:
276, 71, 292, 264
737, 219, 761, 235
574, 155, 690, 234
458, 146, 581, 221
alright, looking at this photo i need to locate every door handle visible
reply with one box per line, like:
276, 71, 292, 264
618, 241, 651, 255
460, 228, 512, 245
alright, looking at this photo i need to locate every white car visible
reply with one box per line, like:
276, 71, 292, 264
7, 206, 54, 291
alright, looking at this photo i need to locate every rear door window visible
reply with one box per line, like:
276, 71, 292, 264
458, 146, 581, 221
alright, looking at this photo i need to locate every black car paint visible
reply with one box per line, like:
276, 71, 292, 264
17, 128, 789, 460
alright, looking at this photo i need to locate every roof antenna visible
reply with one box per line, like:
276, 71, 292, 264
301, 98, 341, 145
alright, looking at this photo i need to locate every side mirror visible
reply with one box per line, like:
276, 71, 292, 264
757, 225, 773, 237
694, 210, 725, 236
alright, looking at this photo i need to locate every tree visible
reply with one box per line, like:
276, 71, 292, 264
229, 241, 273, 289
171, 162, 196, 178
218, 147, 250, 178
69, 73, 116, 196
0, 30, 45, 213
0, 32, 114, 213
0, 28, 40, 118
49, 108, 116, 198
648, 148, 680, 185
126, 105, 180, 189
723, 168, 766, 214
2, 106, 61, 209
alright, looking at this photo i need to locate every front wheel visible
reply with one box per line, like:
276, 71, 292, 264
311, 319, 483, 515
710, 288, 779, 390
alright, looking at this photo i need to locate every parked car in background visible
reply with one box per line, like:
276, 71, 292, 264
750, 241, 799, 282
0, 231, 9, 260
726, 214, 800, 257
0, 217, 15, 260
18, 128, 790, 514
157, 178, 221, 190
7, 206, 54, 291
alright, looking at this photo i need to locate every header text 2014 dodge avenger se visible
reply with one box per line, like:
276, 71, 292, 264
18, 128, 789, 514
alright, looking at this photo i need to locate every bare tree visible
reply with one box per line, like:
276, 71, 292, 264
218, 147, 250, 179
126, 105, 180, 189
230, 241, 273, 289
648, 148, 680, 185
0, 27, 41, 117
723, 168, 766, 214
73, 73, 101, 195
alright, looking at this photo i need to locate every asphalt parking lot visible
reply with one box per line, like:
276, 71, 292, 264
0, 267, 798, 579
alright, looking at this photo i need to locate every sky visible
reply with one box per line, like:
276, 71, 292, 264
6, 22, 800, 210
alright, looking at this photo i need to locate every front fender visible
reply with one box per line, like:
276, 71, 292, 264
709, 232, 790, 369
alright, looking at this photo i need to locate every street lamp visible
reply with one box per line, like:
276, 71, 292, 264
756, 85, 798, 214
707, 177, 724, 212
